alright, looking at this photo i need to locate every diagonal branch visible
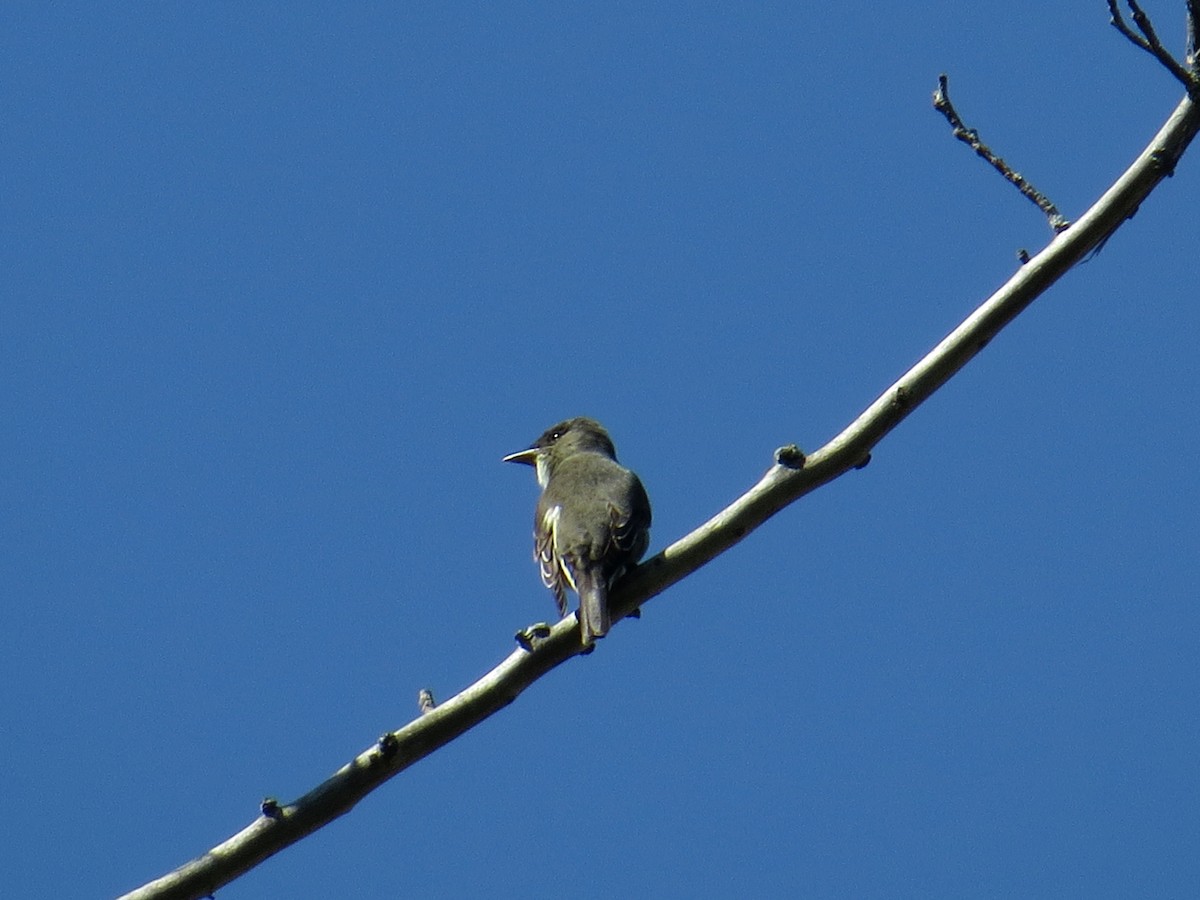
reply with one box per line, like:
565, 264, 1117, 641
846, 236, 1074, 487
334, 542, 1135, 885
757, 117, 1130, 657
119, 87, 1200, 900
933, 73, 1071, 233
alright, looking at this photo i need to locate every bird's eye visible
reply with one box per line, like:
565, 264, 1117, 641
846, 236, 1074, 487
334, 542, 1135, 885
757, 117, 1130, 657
550, 430, 563, 441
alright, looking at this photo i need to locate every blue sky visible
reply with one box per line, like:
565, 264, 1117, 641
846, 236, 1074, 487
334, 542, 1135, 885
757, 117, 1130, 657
4, 3, 1199, 898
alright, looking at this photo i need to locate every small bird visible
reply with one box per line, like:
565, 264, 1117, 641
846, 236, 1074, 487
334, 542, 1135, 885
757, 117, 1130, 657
504, 417, 652, 645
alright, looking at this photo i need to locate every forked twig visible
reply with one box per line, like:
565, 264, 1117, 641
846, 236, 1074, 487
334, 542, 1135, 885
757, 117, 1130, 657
1109, 0, 1200, 92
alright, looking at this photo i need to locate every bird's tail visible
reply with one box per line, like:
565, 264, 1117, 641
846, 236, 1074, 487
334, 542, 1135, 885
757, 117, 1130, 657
576, 572, 611, 645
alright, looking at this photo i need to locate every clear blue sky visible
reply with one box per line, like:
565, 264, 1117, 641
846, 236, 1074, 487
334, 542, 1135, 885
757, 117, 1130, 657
4, 3, 1199, 898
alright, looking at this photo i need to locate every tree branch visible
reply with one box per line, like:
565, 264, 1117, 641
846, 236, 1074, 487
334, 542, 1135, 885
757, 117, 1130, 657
933, 73, 1071, 233
1187, 0, 1200, 67
1109, 0, 1200, 92
118, 46, 1200, 900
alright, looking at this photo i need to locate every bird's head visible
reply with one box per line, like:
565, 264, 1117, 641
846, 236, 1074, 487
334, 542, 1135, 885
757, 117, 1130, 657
503, 417, 618, 486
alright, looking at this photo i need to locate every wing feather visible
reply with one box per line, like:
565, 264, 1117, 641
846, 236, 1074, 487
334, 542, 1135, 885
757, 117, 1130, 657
535, 504, 570, 616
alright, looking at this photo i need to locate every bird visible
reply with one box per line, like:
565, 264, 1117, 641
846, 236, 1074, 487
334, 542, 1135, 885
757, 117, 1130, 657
503, 417, 652, 645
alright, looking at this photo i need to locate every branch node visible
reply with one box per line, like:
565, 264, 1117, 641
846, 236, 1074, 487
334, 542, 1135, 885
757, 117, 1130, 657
1150, 147, 1179, 177
515, 622, 553, 652
1017, 248, 1031, 264
774, 444, 807, 468
377, 732, 401, 760
260, 797, 284, 820
933, 74, 1071, 233
892, 385, 911, 410
853, 453, 872, 471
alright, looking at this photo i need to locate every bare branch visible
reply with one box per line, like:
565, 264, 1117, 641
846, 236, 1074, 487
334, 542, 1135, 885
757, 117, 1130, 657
1110, 0, 1200, 91
622, 101, 1196, 618
118, 87, 1200, 900
933, 74, 1070, 233
1188, 0, 1199, 67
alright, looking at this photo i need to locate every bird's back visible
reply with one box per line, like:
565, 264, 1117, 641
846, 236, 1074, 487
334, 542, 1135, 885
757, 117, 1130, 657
540, 450, 650, 573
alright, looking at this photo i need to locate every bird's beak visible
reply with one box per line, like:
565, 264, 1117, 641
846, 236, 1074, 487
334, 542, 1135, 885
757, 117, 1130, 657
502, 447, 539, 466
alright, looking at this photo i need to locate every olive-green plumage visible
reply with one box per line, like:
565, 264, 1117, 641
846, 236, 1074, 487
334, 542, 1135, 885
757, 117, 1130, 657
504, 418, 651, 645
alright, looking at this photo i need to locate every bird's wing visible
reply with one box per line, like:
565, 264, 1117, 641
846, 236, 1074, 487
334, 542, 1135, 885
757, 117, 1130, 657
535, 503, 572, 617
607, 473, 651, 561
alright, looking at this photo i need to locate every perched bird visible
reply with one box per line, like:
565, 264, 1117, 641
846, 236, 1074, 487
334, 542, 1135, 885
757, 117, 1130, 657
504, 417, 652, 645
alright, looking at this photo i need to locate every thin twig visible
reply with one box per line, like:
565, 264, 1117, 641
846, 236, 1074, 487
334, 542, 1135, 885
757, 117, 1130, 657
1109, 0, 1200, 92
1187, 0, 1199, 67
1109, 0, 1152, 49
932, 74, 1070, 233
